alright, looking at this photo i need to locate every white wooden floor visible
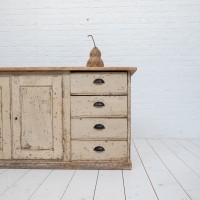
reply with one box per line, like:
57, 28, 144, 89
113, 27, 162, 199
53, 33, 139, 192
0, 139, 200, 200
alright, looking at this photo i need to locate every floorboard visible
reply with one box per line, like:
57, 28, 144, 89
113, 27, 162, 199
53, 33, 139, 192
176, 139, 200, 159
134, 139, 190, 200
94, 170, 125, 200
0, 169, 7, 175
0, 169, 52, 200
162, 139, 200, 176
190, 139, 200, 147
148, 139, 200, 200
61, 170, 98, 200
123, 139, 158, 200
29, 170, 75, 200
0, 169, 29, 196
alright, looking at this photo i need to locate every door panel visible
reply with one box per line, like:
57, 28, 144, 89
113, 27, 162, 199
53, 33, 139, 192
21, 86, 53, 150
12, 74, 63, 159
0, 77, 11, 159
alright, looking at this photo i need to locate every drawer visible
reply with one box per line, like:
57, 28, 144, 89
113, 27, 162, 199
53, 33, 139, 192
71, 141, 127, 161
71, 96, 127, 117
71, 118, 127, 140
71, 72, 127, 95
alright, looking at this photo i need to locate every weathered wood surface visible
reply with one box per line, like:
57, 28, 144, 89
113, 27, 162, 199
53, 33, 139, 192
127, 72, 132, 162
71, 96, 127, 117
12, 74, 63, 160
0, 67, 134, 169
63, 73, 71, 161
0, 160, 132, 170
71, 141, 127, 161
0, 67, 137, 75
71, 72, 127, 95
0, 77, 11, 159
71, 118, 127, 140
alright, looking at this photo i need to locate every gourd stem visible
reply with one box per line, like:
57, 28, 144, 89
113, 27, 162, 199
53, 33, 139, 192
88, 35, 96, 47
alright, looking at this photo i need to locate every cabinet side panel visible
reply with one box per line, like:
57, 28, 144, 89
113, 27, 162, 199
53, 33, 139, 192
127, 72, 132, 163
0, 87, 2, 151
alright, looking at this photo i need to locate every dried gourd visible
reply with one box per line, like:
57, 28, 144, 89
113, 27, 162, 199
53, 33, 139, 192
87, 35, 104, 67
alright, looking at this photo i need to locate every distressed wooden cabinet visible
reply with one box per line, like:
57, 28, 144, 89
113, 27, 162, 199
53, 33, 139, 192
0, 67, 136, 169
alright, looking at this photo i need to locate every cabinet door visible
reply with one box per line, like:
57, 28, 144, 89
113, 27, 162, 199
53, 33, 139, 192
0, 77, 11, 159
12, 74, 63, 159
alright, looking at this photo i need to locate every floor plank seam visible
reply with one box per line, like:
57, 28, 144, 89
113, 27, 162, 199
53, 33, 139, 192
189, 139, 200, 147
0, 169, 31, 197
60, 170, 76, 200
147, 139, 193, 200
160, 139, 200, 178
175, 139, 200, 159
92, 170, 99, 200
133, 139, 160, 200
122, 170, 127, 200
27, 169, 53, 200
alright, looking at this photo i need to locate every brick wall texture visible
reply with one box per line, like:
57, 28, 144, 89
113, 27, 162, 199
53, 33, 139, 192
0, 0, 200, 138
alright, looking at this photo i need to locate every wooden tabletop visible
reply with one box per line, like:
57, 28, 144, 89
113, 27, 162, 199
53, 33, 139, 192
0, 67, 137, 75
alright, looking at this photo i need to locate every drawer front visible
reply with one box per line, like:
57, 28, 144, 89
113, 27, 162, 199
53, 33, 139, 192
71, 141, 127, 161
71, 96, 127, 117
71, 72, 127, 95
71, 118, 127, 140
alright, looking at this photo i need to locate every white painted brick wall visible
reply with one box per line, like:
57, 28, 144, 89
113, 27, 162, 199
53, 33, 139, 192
0, 0, 200, 138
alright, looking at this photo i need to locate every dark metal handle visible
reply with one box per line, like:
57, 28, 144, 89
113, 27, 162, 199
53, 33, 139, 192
94, 124, 105, 130
93, 102, 105, 107
93, 78, 105, 84
94, 146, 105, 152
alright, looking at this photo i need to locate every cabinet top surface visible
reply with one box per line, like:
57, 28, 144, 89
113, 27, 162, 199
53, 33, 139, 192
0, 66, 137, 75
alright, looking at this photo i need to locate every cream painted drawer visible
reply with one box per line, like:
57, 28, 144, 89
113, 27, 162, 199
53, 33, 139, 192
71, 72, 127, 95
71, 96, 127, 117
71, 118, 127, 140
71, 141, 127, 161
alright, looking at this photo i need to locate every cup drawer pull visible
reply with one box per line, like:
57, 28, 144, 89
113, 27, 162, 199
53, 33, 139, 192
93, 78, 105, 84
94, 146, 105, 152
94, 124, 105, 130
93, 101, 105, 107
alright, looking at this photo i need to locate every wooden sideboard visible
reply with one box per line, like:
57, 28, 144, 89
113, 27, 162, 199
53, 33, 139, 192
0, 67, 137, 169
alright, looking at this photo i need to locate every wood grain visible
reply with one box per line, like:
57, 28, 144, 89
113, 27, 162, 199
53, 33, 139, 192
0, 67, 137, 75
71, 141, 128, 161
12, 74, 63, 160
0, 160, 132, 170
71, 96, 127, 117
71, 118, 127, 140
71, 72, 127, 95
0, 67, 135, 169
0, 77, 11, 159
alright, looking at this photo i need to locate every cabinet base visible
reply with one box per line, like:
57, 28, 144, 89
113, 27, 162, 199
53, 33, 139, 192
0, 160, 132, 170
